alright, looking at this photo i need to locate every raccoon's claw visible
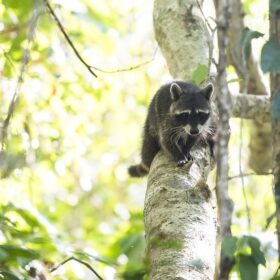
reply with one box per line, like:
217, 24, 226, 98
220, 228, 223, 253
177, 159, 188, 167
186, 153, 193, 162
177, 154, 193, 167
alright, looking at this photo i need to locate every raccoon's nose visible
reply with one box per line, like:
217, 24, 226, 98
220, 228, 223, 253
190, 128, 199, 135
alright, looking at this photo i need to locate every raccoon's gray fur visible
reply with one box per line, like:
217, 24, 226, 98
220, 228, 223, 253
128, 81, 216, 177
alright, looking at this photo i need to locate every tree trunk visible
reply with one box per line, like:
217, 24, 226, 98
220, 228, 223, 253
153, 0, 212, 81
144, 0, 217, 279
269, 3, 280, 261
144, 151, 216, 279
227, 0, 272, 173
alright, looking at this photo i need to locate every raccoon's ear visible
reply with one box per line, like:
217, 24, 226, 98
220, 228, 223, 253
170, 82, 182, 101
201, 83, 214, 100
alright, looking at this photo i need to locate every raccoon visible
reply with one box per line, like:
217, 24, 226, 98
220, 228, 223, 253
128, 81, 216, 177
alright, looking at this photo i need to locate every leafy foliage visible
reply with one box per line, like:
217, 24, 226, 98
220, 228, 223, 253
270, 0, 280, 13
240, 27, 264, 64
0, 0, 157, 278
191, 64, 208, 85
222, 235, 266, 280
261, 38, 280, 73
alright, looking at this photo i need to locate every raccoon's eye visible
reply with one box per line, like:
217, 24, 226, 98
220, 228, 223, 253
176, 112, 190, 121
198, 112, 209, 123
180, 113, 190, 118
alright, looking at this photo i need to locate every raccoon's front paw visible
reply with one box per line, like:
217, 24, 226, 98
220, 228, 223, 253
185, 153, 193, 162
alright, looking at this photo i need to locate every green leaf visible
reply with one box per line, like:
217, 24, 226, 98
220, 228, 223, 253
2, 0, 21, 9
246, 236, 266, 266
0, 245, 39, 262
2, 0, 33, 18
238, 255, 258, 280
191, 64, 208, 85
240, 27, 264, 63
236, 236, 251, 255
0, 249, 8, 260
261, 38, 280, 73
120, 233, 145, 256
0, 271, 21, 280
221, 236, 238, 258
122, 269, 147, 280
270, 0, 280, 12
270, 277, 280, 280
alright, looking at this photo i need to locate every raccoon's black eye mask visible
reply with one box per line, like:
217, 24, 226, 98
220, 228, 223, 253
175, 111, 210, 123
175, 113, 190, 122
197, 112, 210, 123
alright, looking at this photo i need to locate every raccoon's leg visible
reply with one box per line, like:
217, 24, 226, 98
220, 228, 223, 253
161, 133, 188, 167
128, 133, 160, 177
181, 136, 197, 162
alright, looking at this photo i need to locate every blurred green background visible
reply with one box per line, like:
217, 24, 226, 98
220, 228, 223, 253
0, 0, 277, 279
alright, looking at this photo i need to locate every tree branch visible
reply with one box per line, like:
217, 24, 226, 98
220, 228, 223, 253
50, 256, 103, 280
146, 1, 217, 279
90, 48, 157, 74
231, 93, 270, 122
228, 171, 272, 180
43, 0, 98, 78
144, 150, 216, 279
43, 0, 156, 76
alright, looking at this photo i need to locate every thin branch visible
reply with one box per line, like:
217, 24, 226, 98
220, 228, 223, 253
195, 0, 217, 73
1, 47, 17, 75
50, 256, 103, 280
43, 0, 155, 76
228, 172, 273, 180
91, 48, 157, 74
42, 0, 98, 78
215, 0, 235, 279
1, 3, 41, 150
239, 119, 252, 231
238, 73, 251, 232
195, 0, 216, 33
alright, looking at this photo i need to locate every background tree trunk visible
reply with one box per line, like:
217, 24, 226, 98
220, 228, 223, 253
269, 3, 280, 261
227, 0, 272, 173
144, 0, 217, 279
214, 1, 234, 279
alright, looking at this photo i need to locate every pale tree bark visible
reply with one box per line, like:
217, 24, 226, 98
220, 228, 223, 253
231, 93, 270, 122
145, 151, 216, 280
153, 0, 212, 80
227, 0, 272, 173
269, 4, 280, 261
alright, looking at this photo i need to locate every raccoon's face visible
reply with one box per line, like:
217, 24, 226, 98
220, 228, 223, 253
169, 82, 213, 136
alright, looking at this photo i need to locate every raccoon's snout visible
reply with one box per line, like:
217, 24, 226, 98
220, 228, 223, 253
190, 128, 199, 135
184, 125, 200, 136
